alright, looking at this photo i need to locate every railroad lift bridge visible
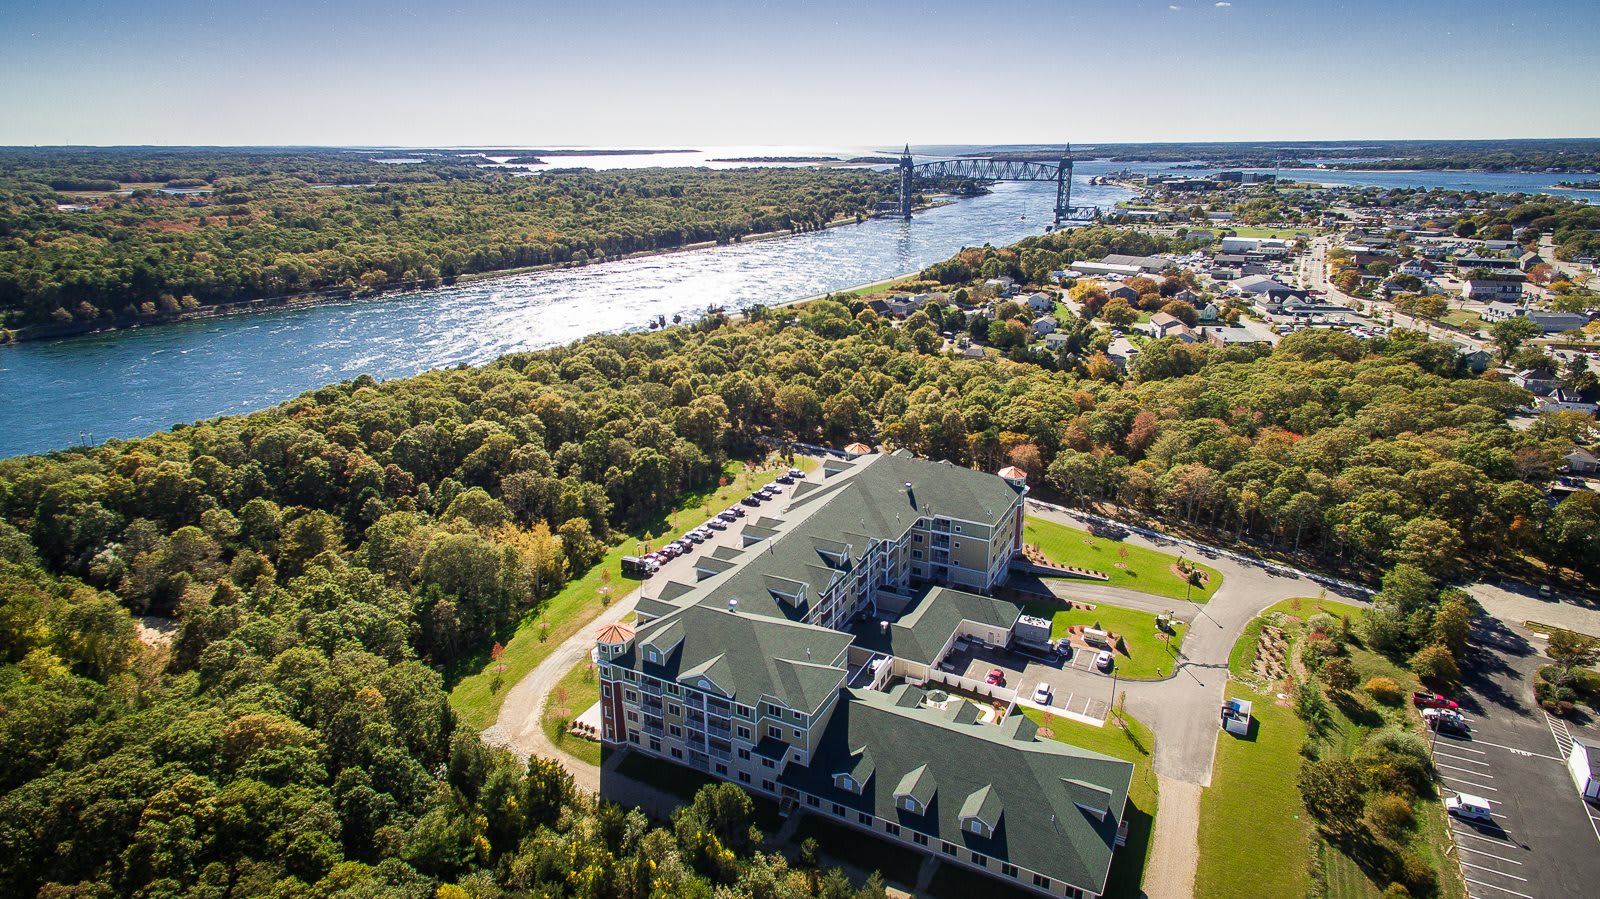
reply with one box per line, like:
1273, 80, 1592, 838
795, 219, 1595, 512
895, 144, 1099, 227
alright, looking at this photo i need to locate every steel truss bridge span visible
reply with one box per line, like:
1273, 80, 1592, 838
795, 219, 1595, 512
896, 145, 1098, 227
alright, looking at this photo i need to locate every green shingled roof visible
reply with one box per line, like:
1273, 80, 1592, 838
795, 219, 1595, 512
616, 603, 850, 712
779, 686, 1133, 895
852, 587, 1024, 666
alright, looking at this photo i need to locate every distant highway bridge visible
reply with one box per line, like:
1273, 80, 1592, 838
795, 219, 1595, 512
896, 145, 1099, 227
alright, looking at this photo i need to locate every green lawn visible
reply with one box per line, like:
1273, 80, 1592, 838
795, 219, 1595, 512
540, 657, 603, 767
1441, 310, 1482, 330
1200, 596, 1465, 899
449, 457, 812, 728
1196, 683, 1311, 899
1023, 598, 1187, 680
1023, 517, 1223, 602
1022, 708, 1158, 897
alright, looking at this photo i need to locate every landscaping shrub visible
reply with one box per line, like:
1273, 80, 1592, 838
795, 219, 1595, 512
1365, 677, 1404, 705
1355, 727, 1433, 798
1365, 794, 1415, 839
1409, 643, 1460, 690
1322, 657, 1358, 694
1394, 849, 1436, 896
1303, 632, 1337, 671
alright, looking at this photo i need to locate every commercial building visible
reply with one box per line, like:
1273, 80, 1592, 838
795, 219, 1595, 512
595, 452, 1134, 898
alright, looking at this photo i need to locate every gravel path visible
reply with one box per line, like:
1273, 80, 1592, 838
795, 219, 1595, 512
1144, 777, 1202, 899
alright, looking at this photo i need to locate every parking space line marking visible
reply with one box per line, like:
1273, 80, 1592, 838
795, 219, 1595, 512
1437, 742, 1487, 754
1462, 877, 1533, 899
1438, 762, 1494, 778
1456, 845, 1523, 865
1458, 861, 1527, 882
1469, 738, 1561, 761
1435, 750, 1493, 767
1452, 828, 1517, 847
1441, 774, 1500, 793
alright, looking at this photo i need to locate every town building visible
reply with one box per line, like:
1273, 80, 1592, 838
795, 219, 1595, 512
1526, 310, 1591, 334
1454, 254, 1521, 273
595, 452, 1134, 897
1147, 312, 1195, 341
1461, 277, 1524, 301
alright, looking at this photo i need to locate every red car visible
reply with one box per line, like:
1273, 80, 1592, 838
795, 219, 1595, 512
1412, 691, 1459, 711
985, 668, 1005, 686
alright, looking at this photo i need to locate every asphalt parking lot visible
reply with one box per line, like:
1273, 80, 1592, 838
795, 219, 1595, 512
1435, 617, 1600, 899
947, 643, 1111, 723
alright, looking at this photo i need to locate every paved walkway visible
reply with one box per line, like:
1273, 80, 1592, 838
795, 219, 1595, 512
1144, 777, 1202, 899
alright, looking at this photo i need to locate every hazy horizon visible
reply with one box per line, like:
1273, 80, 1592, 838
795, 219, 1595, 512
4, 0, 1597, 147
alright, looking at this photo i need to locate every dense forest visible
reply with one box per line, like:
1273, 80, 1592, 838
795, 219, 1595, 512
0, 149, 896, 332
3, 225, 1598, 893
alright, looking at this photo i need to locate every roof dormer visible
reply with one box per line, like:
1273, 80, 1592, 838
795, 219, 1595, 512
958, 784, 1003, 838
893, 764, 937, 815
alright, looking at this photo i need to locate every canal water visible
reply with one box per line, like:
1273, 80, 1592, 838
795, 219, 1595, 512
2, 153, 1591, 457
0, 176, 1128, 457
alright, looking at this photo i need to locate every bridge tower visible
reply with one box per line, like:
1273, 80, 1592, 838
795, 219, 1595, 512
898, 144, 914, 220
1054, 145, 1074, 227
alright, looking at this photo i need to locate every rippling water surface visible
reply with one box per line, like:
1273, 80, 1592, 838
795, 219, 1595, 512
0, 178, 1128, 456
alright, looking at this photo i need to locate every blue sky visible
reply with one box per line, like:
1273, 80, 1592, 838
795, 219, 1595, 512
2, 0, 1595, 146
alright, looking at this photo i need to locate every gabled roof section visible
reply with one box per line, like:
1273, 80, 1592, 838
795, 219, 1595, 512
654, 581, 697, 602
960, 784, 1004, 828
639, 620, 683, 659
778, 686, 1134, 895
895, 764, 938, 807
678, 654, 733, 697
852, 587, 1024, 666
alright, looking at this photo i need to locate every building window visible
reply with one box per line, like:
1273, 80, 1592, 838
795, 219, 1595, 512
762, 759, 775, 769
914, 534, 923, 543
626, 712, 638, 722
649, 739, 660, 751
884, 822, 900, 836
913, 832, 928, 846
1032, 874, 1052, 889
832, 803, 846, 816
629, 734, 640, 744
670, 748, 682, 759
806, 796, 820, 807
954, 526, 962, 533
625, 690, 638, 702
942, 842, 957, 856
913, 550, 923, 559
669, 725, 682, 738
739, 772, 751, 783
792, 728, 802, 739
738, 749, 751, 760
972, 853, 987, 868
716, 764, 727, 775
762, 780, 775, 792
735, 704, 754, 718
668, 703, 680, 716
737, 725, 751, 740
1001, 863, 1018, 878
768, 725, 783, 740
858, 813, 872, 825
792, 710, 803, 721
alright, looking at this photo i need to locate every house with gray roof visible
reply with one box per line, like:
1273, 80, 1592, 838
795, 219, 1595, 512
594, 452, 1135, 897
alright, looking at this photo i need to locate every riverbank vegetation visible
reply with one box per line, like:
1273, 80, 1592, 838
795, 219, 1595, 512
0, 147, 895, 332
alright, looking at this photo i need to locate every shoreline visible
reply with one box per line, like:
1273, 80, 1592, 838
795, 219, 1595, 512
3, 199, 956, 347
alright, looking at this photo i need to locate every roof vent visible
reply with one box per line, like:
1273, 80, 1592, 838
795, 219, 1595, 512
728, 598, 739, 613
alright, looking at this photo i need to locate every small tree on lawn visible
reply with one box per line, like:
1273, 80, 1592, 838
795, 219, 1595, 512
490, 641, 506, 693
1322, 656, 1358, 695
538, 620, 550, 643
1548, 629, 1599, 676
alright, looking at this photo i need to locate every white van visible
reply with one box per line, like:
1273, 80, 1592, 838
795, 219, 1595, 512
1445, 792, 1492, 823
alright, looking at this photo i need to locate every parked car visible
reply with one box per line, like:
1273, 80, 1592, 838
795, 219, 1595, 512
727, 506, 746, 518
787, 468, 806, 479
1424, 708, 1470, 736
741, 496, 761, 507
706, 518, 727, 531
1095, 650, 1115, 672
764, 483, 784, 494
717, 510, 738, 522
1412, 692, 1459, 711
1032, 682, 1052, 704
776, 474, 794, 485
1055, 637, 1073, 657
686, 531, 706, 544
985, 668, 1005, 686
1445, 792, 1493, 823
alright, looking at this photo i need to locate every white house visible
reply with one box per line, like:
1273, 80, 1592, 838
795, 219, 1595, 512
1568, 738, 1600, 803
1535, 389, 1599, 416
1025, 292, 1055, 313
1031, 316, 1057, 337
1462, 278, 1524, 301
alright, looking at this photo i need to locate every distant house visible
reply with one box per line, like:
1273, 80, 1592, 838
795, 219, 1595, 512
865, 298, 892, 318
1456, 346, 1494, 373
1043, 332, 1071, 351
1107, 336, 1139, 370
1025, 292, 1055, 313
1100, 253, 1171, 274
1462, 277, 1524, 301
1202, 325, 1273, 348
1519, 251, 1544, 272
1071, 261, 1142, 278
886, 295, 927, 318
1455, 254, 1520, 273
1481, 300, 1526, 322
1197, 302, 1221, 323
1536, 389, 1598, 416
1527, 311, 1591, 334
1106, 284, 1140, 303
1396, 258, 1438, 278
1512, 369, 1561, 396
1031, 316, 1057, 337
1566, 447, 1600, 475
1148, 312, 1196, 342
1233, 275, 1307, 306
1172, 289, 1202, 306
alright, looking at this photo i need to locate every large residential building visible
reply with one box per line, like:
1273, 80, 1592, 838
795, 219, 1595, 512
594, 451, 1135, 898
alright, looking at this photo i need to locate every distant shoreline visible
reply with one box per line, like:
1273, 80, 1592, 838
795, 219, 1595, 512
4, 200, 955, 346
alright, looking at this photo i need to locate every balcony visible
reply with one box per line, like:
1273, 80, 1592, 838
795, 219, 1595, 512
685, 693, 705, 710
709, 746, 732, 762
708, 722, 732, 740
641, 697, 663, 713
641, 681, 663, 696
